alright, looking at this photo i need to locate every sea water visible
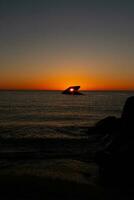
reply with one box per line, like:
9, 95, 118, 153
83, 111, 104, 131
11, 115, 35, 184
0, 90, 134, 139
0, 90, 134, 181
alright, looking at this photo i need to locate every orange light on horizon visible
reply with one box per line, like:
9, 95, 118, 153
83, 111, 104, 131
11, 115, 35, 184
0, 73, 134, 91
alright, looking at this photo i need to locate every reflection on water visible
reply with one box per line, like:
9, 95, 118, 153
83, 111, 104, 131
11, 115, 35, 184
0, 91, 134, 139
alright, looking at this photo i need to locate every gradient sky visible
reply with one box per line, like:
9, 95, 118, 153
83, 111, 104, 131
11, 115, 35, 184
0, 0, 134, 90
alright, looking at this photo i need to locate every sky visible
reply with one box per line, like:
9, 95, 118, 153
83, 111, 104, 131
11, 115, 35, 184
0, 0, 134, 90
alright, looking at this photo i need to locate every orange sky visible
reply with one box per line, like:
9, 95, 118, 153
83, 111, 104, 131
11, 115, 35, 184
0, 72, 134, 90
1, 0, 134, 91
1, 55, 134, 91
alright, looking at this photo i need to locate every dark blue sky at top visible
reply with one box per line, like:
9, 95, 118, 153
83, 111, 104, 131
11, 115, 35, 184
1, 0, 134, 49
0, 0, 134, 89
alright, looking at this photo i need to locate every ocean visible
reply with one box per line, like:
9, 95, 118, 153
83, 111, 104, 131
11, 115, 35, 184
0, 90, 134, 182
0, 90, 134, 140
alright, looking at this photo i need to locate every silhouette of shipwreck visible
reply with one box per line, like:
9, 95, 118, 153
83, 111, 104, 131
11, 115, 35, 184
62, 86, 83, 95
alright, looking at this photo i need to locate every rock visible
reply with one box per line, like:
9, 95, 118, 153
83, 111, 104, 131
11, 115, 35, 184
94, 96, 134, 186
95, 116, 119, 136
121, 96, 134, 130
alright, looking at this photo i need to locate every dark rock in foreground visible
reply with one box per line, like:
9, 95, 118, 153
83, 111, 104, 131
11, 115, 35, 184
94, 96, 134, 186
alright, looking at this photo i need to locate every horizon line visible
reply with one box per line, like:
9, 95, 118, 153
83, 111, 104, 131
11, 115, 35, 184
0, 89, 134, 92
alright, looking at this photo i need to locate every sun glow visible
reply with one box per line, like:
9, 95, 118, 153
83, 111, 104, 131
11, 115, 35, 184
70, 88, 74, 92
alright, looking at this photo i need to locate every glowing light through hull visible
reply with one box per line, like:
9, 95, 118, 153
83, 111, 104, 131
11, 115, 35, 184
70, 88, 74, 92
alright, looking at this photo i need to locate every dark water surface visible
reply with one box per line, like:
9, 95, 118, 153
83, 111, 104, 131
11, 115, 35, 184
0, 90, 134, 184
0, 90, 134, 139
0, 91, 134, 161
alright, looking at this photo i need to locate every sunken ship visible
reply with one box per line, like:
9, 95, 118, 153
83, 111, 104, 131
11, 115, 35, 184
62, 86, 83, 95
